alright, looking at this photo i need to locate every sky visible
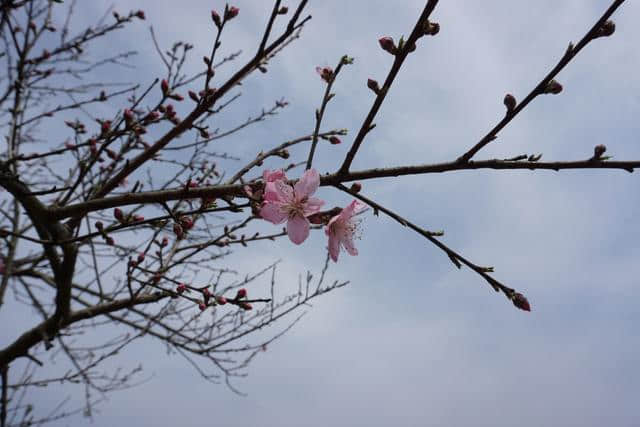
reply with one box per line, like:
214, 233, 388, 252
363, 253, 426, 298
3, 1, 640, 426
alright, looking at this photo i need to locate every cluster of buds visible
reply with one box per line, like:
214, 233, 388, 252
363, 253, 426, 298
211, 5, 239, 29
128, 252, 146, 269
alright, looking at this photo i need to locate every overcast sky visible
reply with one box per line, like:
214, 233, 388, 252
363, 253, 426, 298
5, 1, 640, 426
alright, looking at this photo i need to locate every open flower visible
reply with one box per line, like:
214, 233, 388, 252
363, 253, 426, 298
325, 200, 365, 262
260, 168, 324, 244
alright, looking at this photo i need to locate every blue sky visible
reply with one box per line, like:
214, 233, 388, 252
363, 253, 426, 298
4, 1, 640, 426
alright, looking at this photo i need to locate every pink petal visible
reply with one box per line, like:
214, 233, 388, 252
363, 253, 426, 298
287, 214, 310, 245
263, 181, 281, 202
294, 168, 319, 199
340, 200, 364, 221
263, 169, 286, 182
303, 197, 324, 216
274, 179, 294, 202
260, 202, 287, 224
327, 231, 340, 262
341, 234, 358, 256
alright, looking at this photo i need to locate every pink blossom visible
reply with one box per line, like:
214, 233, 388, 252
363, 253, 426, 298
325, 200, 365, 262
260, 168, 324, 244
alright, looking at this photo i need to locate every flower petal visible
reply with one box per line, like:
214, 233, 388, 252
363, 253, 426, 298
263, 169, 286, 182
287, 214, 310, 245
340, 200, 364, 221
274, 179, 294, 202
303, 197, 324, 216
327, 230, 341, 262
263, 181, 281, 202
294, 168, 319, 199
341, 234, 358, 256
260, 202, 287, 224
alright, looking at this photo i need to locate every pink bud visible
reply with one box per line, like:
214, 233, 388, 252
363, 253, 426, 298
199, 303, 207, 311
135, 10, 145, 20
215, 295, 227, 305
177, 283, 186, 293
137, 253, 145, 263
106, 236, 115, 246
123, 109, 134, 122
512, 292, 531, 312
378, 36, 397, 55
315, 66, 333, 83
236, 288, 247, 299
161, 237, 169, 247
503, 93, 516, 113
211, 10, 221, 28
329, 136, 341, 145
114, 208, 124, 221
225, 6, 239, 20
161, 79, 169, 94
544, 80, 563, 95
239, 302, 252, 311
101, 120, 111, 134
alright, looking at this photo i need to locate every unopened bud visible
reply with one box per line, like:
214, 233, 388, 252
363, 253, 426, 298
239, 302, 252, 311
543, 80, 563, 95
161, 79, 169, 95
594, 20, 615, 39
215, 295, 227, 305
114, 208, 124, 221
176, 283, 186, 293
503, 93, 516, 113
329, 136, 341, 145
350, 182, 362, 193
512, 292, 531, 312
225, 6, 239, 20
277, 6, 288, 14
236, 288, 247, 299
378, 36, 397, 55
367, 78, 380, 95
211, 10, 221, 28
135, 10, 145, 20
593, 144, 607, 158
137, 253, 145, 263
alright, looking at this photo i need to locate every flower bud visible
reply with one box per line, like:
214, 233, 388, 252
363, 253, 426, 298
114, 208, 124, 221
161, 79, 169, 95
161, 237, 169, 247
503, 93, 516, 113
199, 302, 207, 311
215, 295, 227, 305
177, 283, 186, 293
512, 292, 531, 312
188, 91, 199, 102
225, 6, 240, 20
543, 80, 563, 95
277, 6, 288, 14
593, 144, 607, 158
378, 36, 397, 55
350, 182, 362, 193
236, 288, 247, 299
123, 109, 134, 122
329, 136, 341, 145
95, 221, 103, 230
367, 78, 380, 95
137, 253, 145, 263
211, 10, 221, 28
101, 120, 111, 134
239, 302, 252, 311
106, 236, 115, 246
135, 10, 146, 20
594, 20, 615, 39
